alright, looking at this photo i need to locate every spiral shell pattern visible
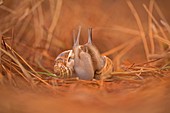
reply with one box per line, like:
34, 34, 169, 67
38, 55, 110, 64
54, 50, 73, 78
95, 56, 113, 79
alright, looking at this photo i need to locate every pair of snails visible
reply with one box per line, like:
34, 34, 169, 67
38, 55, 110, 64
54, 27, 113, 80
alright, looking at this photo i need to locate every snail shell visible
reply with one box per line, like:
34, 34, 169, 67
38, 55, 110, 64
95, 56, 113, 79
54, 50, 74, 78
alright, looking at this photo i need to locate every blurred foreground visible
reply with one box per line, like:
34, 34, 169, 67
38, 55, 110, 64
0, 77, 170, 113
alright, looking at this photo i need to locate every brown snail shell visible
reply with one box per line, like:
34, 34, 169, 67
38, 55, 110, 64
94, 56, 113, 79
54, 50, 73, 78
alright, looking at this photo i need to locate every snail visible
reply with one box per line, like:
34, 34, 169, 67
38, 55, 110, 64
72, 27, 94, 80
54, 27, 82, 79
85, 28, 113, 80
54, 27, 113, 80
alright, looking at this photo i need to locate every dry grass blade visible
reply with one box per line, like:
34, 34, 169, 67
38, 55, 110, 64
28, 71, 53, 88
37, 60, 53, 74
0, 72, 3, 84
1, 0, 44, 34
0, 5, 16, 14
102, 41, 128, 56
31, 0, 44, 51
1, 38, 53, 88
113, 76, 144, 82
154, 1, 170, 35
5, 42, 40, 77
15, 15, 32, 42
0, 35, 2, 65
102, 37, 138, 56
95, 25, 140, 36
1, 64, 16, 85
0, 34, 2, 83
21, 0, 44, 21
45, 0, 63, 50
37, 2, 44, 40
143, 4, 169, 41
0, 48, 32, 80
148, 0, 155, 54
43, 26, 65, 49
160, 20, 170, 34
0, 1, 30, 34
49, 0, 55, 15
154, 35, 170, 46
135, 58, 162, 66
0, 46, 53, 88
152, 24, 164, 51
127, 0, 150, 61
0, 0, 3, 5
113, 38, 140, 70
2, 57, 20, 68
111, 68, 157, 75
154, 1, 167, 23
2, 57, 30, 83
30, 0, 44, 12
